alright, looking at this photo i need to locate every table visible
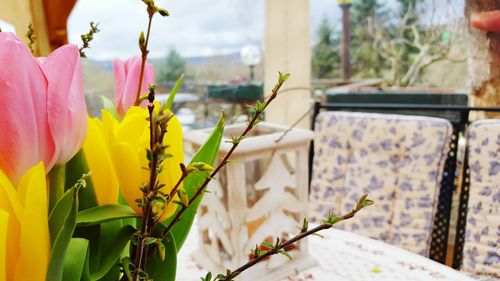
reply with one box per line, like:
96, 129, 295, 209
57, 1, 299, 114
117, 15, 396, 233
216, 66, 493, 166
176, 225, 477, 281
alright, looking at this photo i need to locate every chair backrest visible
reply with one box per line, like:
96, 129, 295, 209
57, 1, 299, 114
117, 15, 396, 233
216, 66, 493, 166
309, 111, 453, 257
454, 119, 500, 276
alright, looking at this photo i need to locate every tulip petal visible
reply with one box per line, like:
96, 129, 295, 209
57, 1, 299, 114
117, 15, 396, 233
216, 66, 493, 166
115, 57, 155, 115
117, 106, 149, 149
112, 143, 145, 214
113, 59, 126, 110
121, 57, 143, 114
14, 162, 50, 281
0, 209, 7, 281
83, 118, 119, 205
158, 116, 184, 221
0, 32, 55, 183
0, 170, 21, 281
43, 44, 88, 164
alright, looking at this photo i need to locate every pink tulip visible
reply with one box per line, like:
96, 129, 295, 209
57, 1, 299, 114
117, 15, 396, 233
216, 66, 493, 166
41, 45, 88, 164
114, 57, 155, 116
0, 32, 55, 183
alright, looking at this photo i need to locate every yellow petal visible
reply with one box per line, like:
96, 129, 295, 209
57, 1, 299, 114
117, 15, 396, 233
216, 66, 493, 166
0, 170, 21, 280
157, 116, 184, 221
101, 110, 119, 145
0, 170, 21, 222
84, 118, 119, 205
113, 143, 145, 215
14, 162, 50, 281
0, 209, 8, 281
117, 107, 148, 148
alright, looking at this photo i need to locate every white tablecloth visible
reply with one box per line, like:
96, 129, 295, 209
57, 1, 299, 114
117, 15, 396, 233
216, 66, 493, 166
176, 225, 477, 281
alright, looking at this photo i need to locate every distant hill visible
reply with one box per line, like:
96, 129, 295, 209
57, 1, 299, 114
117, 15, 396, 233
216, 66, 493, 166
86, 52, 242, 71
182, 53, 241, 65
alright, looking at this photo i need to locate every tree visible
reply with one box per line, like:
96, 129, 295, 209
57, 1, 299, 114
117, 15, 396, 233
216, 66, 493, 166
350, 0, 386, 77
311, 17, 340, 79
369, 4, 451, 86
159, 49, 186, 83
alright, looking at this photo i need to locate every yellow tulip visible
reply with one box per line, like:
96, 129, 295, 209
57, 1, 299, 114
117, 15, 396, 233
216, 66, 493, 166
83, 114, 120, 205
85, 107, 184, 221
0, 162, 50, 281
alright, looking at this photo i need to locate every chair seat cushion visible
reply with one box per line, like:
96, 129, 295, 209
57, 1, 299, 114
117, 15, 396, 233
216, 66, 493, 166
463, 119, 500, 277
310, 111, 452, 256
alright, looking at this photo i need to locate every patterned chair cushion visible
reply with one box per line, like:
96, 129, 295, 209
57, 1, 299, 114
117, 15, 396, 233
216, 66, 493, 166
462, 119, 500, 277
309, 111, 452, 256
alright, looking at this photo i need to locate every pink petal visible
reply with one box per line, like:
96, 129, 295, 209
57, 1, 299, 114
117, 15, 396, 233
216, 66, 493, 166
113, 59, 126, 111
115, 57, 155, 116
0, 33, 55, 183
42, 44, 88, 164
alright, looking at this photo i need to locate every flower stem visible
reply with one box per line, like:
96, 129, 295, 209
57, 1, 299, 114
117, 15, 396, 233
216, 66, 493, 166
48, 164, 66, 213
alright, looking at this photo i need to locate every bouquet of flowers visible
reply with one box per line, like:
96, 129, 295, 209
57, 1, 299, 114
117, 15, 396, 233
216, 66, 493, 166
0, 1, 371, 280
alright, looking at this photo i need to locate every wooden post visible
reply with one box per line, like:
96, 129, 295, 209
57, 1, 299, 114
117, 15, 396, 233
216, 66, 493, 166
0, 0, 76, 56
466, 0, 500, 117
340, 3, 351, 81
264, 0, 311, 129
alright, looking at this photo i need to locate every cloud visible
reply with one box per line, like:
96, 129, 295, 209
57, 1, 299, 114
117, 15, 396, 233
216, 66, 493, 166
68, 0, 264, 60
67, 0, 463, 60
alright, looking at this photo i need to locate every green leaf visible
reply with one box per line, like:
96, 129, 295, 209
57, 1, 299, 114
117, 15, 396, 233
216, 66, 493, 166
90, 225, 136, 280
62, 238, 89, 281
165, 73, 184, 110
201, 272, 212, 281
49, 185, 75, 244
76, 205, 140, 226
121, 257, 133, 281
278, 249, 292, 260
145, 232, 177, 281
99, 95, 120, 120
65, 150, 99, 211
47, 185, 80, 281
261, 241, 274, 249
144, 237, 157, 245
156, 7, 170, 16
166, 113, 225, 251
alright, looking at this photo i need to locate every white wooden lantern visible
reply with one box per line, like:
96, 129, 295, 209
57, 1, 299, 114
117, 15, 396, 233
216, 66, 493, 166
184, 122, 316, 281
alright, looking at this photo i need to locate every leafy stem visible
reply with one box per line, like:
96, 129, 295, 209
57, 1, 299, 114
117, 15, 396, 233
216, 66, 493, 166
134, 0, 169, 106
26, 23, 36, 55
161, 72, 291, 238
132, 85, 159, 279
204, 195, 374, 281
79, 22, 100, 58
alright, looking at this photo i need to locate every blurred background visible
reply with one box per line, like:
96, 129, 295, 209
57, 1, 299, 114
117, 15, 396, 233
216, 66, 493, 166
0, 0, 486, 129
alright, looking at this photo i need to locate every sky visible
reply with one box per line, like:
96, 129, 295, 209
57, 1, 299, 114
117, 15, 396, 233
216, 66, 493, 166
0, 0, 464, 60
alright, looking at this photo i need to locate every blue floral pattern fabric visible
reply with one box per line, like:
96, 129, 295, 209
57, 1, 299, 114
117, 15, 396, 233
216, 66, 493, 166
463, 120, 500, 277
309, 111, 452, 256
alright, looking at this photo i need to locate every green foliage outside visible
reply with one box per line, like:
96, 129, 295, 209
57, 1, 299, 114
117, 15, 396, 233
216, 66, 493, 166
157, 49, 187, 83
350, 0, 385, 77
311, 0, 457, 87
311, 18, 340, 79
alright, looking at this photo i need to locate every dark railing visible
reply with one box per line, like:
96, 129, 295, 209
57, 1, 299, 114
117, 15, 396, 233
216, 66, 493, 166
309, 101, 500, 268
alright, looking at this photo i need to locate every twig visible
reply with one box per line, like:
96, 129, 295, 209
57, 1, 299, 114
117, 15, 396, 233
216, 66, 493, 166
134, 0, 170, 106
79, 22, 100, 58
162, 72, 291, 238
26, 23, 36, 55
212, 195, 373, 281
132, 86, 160, 277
